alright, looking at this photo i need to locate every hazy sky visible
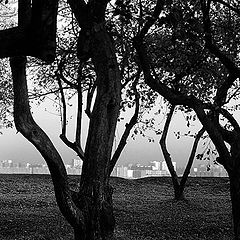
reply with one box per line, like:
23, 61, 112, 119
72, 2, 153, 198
0, 98, 206, 169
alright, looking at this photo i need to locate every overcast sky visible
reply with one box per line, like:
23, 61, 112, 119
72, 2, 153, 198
0, 97, 207, 169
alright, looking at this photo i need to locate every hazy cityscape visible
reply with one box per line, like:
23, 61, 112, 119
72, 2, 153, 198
0, 158, 228, 178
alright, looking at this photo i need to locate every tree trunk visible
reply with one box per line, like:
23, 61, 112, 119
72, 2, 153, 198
229, 171, 240, 240
227, 140, 240, 240
73, 25, 121, 239
177, 127, 205, 200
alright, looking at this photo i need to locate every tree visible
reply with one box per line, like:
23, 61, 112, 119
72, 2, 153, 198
133, 0, 240, 238
0, 0, 130, 239
160, 104, 205, 200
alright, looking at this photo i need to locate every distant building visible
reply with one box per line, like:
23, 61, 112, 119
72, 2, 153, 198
146, 170, 168, 177
162, 161, 176, 175
0, 160, 14, 168
116, 166, 128, 178
152, 161, 161, 170
0, 158, 228, 178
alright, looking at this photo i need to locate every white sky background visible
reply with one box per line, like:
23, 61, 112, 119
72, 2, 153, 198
0, 95, 206, 168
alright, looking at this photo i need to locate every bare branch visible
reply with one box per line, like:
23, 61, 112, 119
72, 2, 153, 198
57, 75, 85, 160
28, 87, 69, 100
57, 76, 67, 137
75, 64, 85, 159
159, 105, 179, 180
180, 127, 205, 188
109, 69, 141, 175
57, 56, 77, 89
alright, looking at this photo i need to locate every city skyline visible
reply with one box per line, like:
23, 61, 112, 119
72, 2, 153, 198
0, 158, 228, 178
0, 99, 211, 169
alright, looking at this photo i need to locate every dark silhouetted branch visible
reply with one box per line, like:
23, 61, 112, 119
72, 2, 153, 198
159, 105, 181, 198
109, 69, 141, 175
201, 0, 238, 72
58, 75, 85, 160
10, 55, 84, 228
179, 127, 205, 190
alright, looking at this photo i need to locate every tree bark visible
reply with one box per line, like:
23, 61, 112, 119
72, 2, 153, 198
73, 24, 121, 239
178, 127, 205, 197
229, 170, 240, 240
226, 139, 240, 240
159, 105, 182, 199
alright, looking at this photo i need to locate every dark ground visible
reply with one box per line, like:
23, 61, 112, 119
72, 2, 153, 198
0, 175, 234, 239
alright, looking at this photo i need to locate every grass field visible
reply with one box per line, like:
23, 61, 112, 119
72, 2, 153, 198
0, 175, 234, 240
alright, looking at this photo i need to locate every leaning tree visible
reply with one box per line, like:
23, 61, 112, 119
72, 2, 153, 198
133, 0, 240, 238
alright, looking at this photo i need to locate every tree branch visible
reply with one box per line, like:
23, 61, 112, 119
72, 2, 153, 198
201, 0, 240, 76
75, 64, 85, 160
138, 0, 166, 39
58, 75, 85, 160
57, 56, 77, 89
10, 55, 84, 228
67, 0, 88, 27
193, 102, 232, 170
133, 37, 196, 107
159, 105, 179, 184
215, 74, 238, 106
57, 76, 67, 137
28, 87, 69, 100
180, 127, 205, 188
85, 81, 96, 118
109, 69, 141, 175
219, 107, 240, 133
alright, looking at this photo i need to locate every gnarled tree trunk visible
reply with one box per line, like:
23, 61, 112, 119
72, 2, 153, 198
74, 25, 121, 239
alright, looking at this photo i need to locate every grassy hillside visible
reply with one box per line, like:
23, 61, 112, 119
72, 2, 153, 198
0, 175, 233, 239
